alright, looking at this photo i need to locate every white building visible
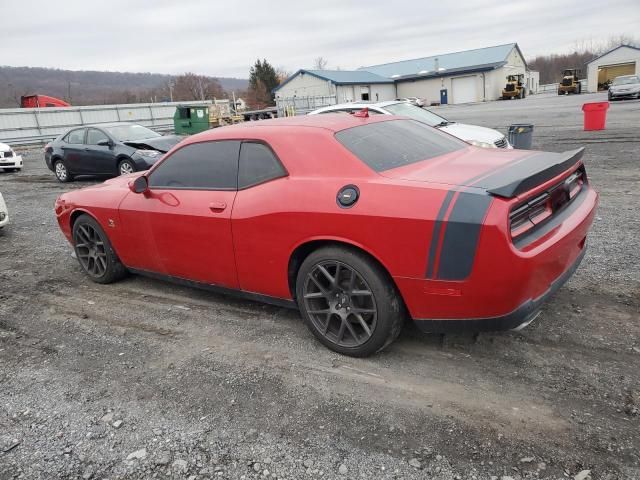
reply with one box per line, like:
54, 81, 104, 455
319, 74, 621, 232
274, 43, 531, 107
274, 70, 396, 103
586, 44, 640, 92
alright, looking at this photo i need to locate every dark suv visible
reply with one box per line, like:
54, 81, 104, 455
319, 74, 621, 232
44, 122, 182, 182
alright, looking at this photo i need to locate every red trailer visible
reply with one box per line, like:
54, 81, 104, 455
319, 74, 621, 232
20, 95, 70, 108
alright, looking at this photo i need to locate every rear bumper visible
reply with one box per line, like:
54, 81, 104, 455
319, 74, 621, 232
413, 247, 586, 333
394, 182, 597, 332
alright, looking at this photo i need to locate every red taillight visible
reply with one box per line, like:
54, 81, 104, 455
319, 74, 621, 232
509, 167, 585, 241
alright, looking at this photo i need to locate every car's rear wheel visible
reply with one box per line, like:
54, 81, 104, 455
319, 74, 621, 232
295, 246, 404, 357
72, 214, 127, 284
118, 159, 135, 176
54, 160, 73, 183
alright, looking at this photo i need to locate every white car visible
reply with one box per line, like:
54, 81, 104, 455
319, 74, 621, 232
0, 192, 8, 228
0, 142, 23, 172
396, 97, 425, 107
310, 101, 511, 149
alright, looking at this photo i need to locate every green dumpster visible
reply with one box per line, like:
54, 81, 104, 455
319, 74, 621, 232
173, 105, 210, 135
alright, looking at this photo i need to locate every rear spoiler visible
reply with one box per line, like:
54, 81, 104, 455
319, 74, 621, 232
480, 147, 585, 198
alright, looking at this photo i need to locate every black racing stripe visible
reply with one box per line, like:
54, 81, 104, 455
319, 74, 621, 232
436, 192, 493, 281
425, 189, 456, 278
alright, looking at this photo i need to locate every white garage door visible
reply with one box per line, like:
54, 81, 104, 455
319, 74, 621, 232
452, 76, 478, 104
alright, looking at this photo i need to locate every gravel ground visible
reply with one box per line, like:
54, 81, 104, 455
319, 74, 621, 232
1, 92, 639, 480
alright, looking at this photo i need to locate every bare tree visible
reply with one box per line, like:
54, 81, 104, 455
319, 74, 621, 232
313, 57, 329, 70
172, 73, 224, 101
275, 67, 292, 84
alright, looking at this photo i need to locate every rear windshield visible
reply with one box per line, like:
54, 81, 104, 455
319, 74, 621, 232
335, 119, 466, 172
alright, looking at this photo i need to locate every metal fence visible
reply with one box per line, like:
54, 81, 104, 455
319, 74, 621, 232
0, 100, 211, 145
538, 79, 588, 94
275, 95, 337, 117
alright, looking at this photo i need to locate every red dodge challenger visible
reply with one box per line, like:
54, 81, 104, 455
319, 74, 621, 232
54, 114, 598, 357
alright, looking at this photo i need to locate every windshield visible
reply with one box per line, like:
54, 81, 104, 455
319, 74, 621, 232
383, 103, 448, 127
104, 124, 161, 142
612, 76, 639, 85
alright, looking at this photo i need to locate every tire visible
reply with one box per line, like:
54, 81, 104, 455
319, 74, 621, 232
54, 159, 73, 183
118, 159, 136, 176
72, 214, 127, 284
295, 246, 404, 357
558, 90, 562, 95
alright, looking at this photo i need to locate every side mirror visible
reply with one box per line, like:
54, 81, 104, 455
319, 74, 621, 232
97, 139, 112, 147
129, 175, 149, 194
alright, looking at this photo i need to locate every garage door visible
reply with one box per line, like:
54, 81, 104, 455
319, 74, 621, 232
597, 62, 636, 90
452, 76, 478, 104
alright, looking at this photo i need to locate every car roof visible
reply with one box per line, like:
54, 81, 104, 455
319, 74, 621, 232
195, 113, 397, 137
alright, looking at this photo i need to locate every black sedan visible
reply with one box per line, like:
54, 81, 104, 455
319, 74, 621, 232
44, 122, 182, 182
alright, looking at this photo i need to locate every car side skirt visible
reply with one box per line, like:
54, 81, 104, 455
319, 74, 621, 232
414, 246, 586, 333
127, 268, 298, 310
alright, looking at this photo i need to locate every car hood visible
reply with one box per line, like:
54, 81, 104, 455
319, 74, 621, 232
439, 122, 504, 145
381, 146, 585, 198
123, 135, 182, 153
610, 83, 640, 92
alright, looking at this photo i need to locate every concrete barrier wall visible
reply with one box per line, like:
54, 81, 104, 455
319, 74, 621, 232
0, 101, 211, 145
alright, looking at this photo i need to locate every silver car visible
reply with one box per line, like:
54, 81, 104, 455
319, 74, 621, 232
608, 75, 640, 101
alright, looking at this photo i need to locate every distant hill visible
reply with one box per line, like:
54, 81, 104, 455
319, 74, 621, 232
0, 66, 248, 108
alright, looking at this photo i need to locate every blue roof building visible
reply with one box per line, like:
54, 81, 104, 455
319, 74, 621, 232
275, 43, 534, 106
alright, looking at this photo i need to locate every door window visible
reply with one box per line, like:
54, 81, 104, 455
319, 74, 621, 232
64, 129, 86, 144
86, 129, 110, 145
238, 142, 287, 189
149, 140, 241, 190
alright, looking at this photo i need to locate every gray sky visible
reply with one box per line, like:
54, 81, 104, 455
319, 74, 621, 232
2, 0, 639, 78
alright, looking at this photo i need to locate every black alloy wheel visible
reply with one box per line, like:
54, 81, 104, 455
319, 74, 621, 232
296, 246, 404, 357
72, 214, 127, 284
303, 260, 378, 348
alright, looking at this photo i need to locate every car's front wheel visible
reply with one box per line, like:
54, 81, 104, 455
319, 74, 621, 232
72, 214, 127, 284
118, 159, 136, 176
296, 246, 404, 357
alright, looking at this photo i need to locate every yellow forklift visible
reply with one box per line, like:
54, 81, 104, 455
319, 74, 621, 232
502, 74, 525, 100
557, 69, 582, 95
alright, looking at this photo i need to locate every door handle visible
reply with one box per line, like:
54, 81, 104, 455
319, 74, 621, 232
209, 201, 227, 212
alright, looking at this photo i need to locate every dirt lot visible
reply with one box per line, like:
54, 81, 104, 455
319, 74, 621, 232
1, 92, 639, 480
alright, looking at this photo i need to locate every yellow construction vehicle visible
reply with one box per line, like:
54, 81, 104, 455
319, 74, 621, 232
557, 69, 582, 95
502, 74, 525, 100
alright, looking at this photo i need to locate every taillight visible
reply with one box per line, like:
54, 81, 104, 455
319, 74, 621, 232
509, 167, 585, 240
509, 192, 552, 238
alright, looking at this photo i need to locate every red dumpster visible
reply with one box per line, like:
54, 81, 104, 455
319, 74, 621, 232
582, 102, 609, 131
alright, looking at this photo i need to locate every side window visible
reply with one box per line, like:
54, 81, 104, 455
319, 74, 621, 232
86, 129, 109, 145
149, 140, 240, 190
65, 129, 86, 144
238, 142, 287, 189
